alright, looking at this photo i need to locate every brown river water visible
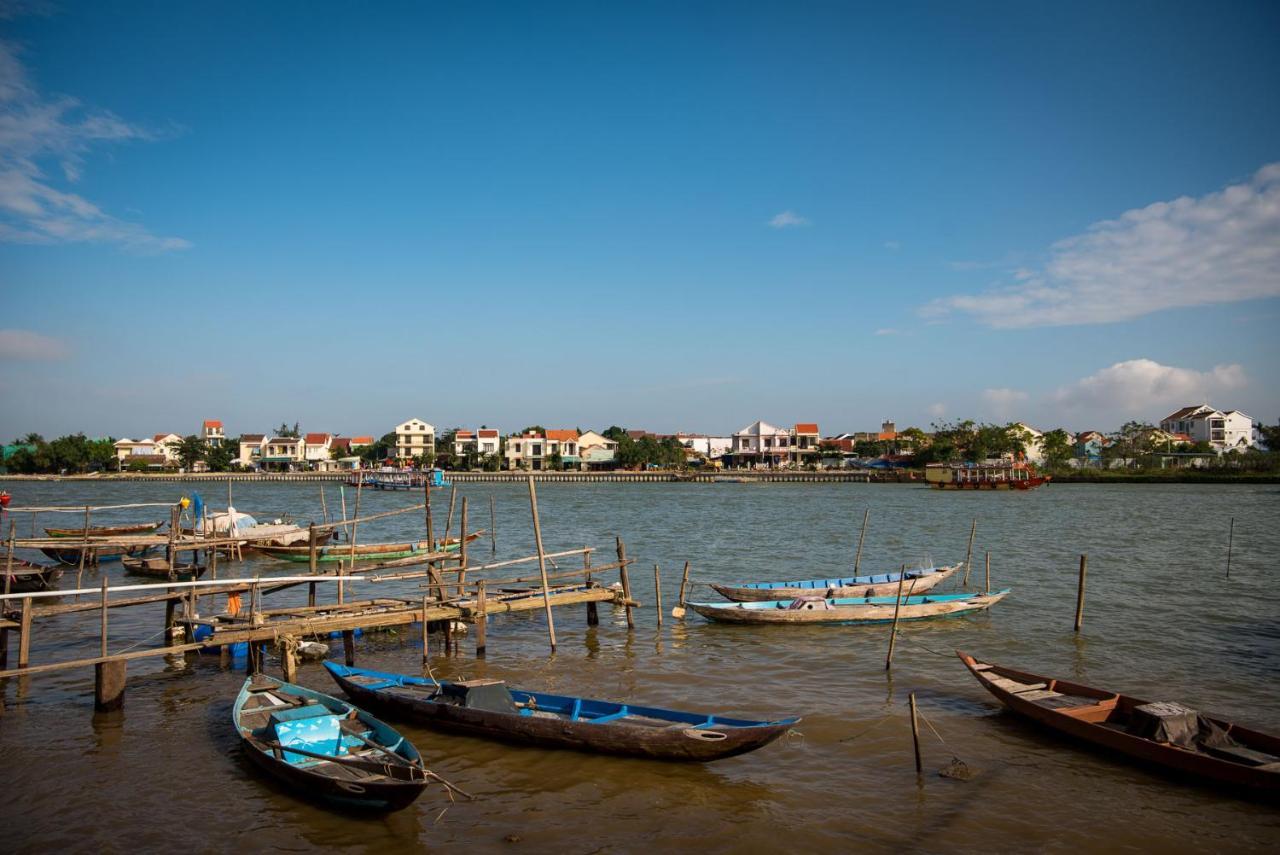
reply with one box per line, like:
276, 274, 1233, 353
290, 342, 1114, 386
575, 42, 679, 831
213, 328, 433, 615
1, 480, 1277, 853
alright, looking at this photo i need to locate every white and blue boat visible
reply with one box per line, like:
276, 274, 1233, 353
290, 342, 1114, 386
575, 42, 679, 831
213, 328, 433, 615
690, 588, 1009, 625
710, 562, 960, 602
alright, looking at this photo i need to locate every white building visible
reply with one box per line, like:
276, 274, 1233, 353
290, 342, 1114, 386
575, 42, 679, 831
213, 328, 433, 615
304, 433, 333, 466
1010, 423, 1046, 463
200, 419, 226, 447
238, 434, 267, 468
730, 420, 820, 466
504, 432, 546, 470
676, 433, 732, 459
1160, 405, 1255, 452
393, 419, 436, 462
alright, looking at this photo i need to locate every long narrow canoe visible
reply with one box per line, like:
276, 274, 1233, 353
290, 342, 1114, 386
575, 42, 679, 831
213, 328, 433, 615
45, 520, 163, 538
689, 589, 1009, 624
324, 661, 799, 761
40, 544, 145, 566
2, 557, 64, 592
234, 674, 430, 812
257, 531, 484, 563
959, 651, 1280, 794
121, 555, 207, 582
711, 563, 960, 602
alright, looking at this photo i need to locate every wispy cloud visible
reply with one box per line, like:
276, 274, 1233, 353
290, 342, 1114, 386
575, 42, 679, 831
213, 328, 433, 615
927, 402, 947, 418
883, 240, 901, 252
925, 163, 1280, 327
0, 39, 189, 252
874, 328, 899, 336
0, 328, 69, 360
768, 210, 809, 229
1051, 359, 1246, 420
981, 387, 1029, 420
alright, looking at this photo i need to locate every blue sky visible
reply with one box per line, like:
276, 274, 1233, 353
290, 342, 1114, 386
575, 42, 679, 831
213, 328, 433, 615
1, 1, 1278, 439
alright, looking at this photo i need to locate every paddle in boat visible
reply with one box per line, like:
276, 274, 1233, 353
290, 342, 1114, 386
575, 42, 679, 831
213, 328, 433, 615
121, 554, 207, 582
323, 661, 799, 761
234, 673, 431, 812
2, 557, 64, 592
958, 651, 1280, 795
689, 589, 1009, 625
710, 563, 960, 602
256, 531, 484, 563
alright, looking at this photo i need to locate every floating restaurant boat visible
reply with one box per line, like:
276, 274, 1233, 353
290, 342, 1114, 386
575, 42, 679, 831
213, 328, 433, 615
346, 468, 451, 490
323, 662, 799, 761
121, 554, 207, 581
958, 651, 1280, 794
925, 461, 1049, 490
234, 674, 431, 812
710, 563, 960, 602
255, 531, 484, 563
688, 589, 1008, 624
44, 520, 163, 538
2, 557, 64, 592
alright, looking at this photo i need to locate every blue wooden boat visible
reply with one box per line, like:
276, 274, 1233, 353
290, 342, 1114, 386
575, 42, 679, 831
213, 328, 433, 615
689, 589, 1010, 624
711, 562, 961, 602
233, 674, 431, 812
324, 662, 799, 761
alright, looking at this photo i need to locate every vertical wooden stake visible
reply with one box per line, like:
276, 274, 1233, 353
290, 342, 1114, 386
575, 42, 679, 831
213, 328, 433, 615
319, 486, 329, 525
489, 494, 497, 557
475, 579, 488, 657
76, 504, 91, 589
99, 577, 109, 657
281, 637, 298, 683
343, 630, 355, 666
909, 692, 923, 777
444, 484, 458, 542
421, 595, 431, 666
963, 518, 977, 587
307, 523, 318, 608
984, 551, 991, 594
1226, 517, 1234, 579
1074, 554, 1087, 632
459, 497, 469, 599
424, 480, 434, 548
885, 565, 907, 670
672, 560, 691, 619
94, 660, 127, 712
854, 508, 869, 574
527, 476, 557, 653
4, 522, 14, 597
617, 536, 634, 630
654, 563, 663, 629
18, 597, 33, 668
347, 471, 363, 591
585, 550, 598, 626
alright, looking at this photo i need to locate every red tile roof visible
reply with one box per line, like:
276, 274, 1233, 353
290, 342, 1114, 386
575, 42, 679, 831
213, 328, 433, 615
794, 423, 820, 434
240, 434, 265, 442
304, 433, 330, 445
546, 429, 579, 441
478, 429, 499, 438
153, 434, 171, 443
202, 420, 223, 429
455, 430, 475, 439
349, 436, 374, 445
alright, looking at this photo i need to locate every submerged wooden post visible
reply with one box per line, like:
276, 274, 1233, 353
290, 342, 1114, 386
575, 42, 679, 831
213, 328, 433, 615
909, 692, 923, 776
163, 592, 177, 643
281, 636, 298, 683
94, 660, 127, 713
342, 630, 355, 666
654, 563, 663, 629
1226, 517, 1234, 578
421, 595, 431, 666
673, 560, 691, 619
584, 550, 598, 626
307, 523, 318, 608
444, 484, 458, 542
1074, 554, 1087, 632
18, 597, 33, 668
963, 518, 977, 587
475, 579, 488, 657
885, 565, 907, 670
617, 536, 634, 630
4, 522, 14, 597
76, 504, 91, 589
854, 508, 869, 574
985, 551, 991, 594
99, 577, 109, 657
489, 494, 497, 556
527, 476, 557, 653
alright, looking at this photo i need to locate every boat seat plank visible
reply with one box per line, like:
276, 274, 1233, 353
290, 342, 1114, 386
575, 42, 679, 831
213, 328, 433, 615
1015, 689, 1061, 701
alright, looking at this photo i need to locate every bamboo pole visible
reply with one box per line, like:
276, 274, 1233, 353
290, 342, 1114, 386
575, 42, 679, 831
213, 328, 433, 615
654, 563, 663, 629
885, 564, 907, 670
444, 484, 458, 541
985, 551, 991, 594
308, 524, 318, 608
99, 578, 109, 657
344, 472, 363, 604
672, 560, 691, 619
424, 481, 434, 548
909, 692, 923, 776
18, 597, 33, 668
475, 579, 487, 657
4, 522, 14, 597
584, 549, 598, 626
1074, 554, 1087, 632
489, 494, 497, 557
617, 536, 634, 629
963, 518, 977, 587
1226, 517, 1234, 578
527, 476, 557, 653
75, 504, 91, 589
854, 508, 869, 574
339, 485, 348, 538
421, 594, 430, 667
319, 485, 329, 525
458, 498, 469, 599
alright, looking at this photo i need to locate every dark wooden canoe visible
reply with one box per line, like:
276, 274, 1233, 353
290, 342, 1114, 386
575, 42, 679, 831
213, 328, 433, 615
2, 558, 64, 592
256, 531, 484, 563
324, 662, 798, 762
40, 544, 147, 566
959, 651, 1280, 794
45, 520, 163, 538
234, 674, 430, 812
121, 555, 207, 582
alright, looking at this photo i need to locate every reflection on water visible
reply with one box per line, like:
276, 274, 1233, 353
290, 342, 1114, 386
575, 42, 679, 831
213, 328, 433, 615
2, 480, 1279, 851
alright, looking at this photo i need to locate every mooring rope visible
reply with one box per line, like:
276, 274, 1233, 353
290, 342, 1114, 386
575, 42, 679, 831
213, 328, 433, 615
838, 713, 895, 743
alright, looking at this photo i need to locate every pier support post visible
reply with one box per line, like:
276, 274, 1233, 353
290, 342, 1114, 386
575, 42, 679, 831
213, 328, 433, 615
1074, 554, 1087, 632
421, 595, 430, 668
854, 509, 869, 574
617, 537, 634, 630
527, 476, 557, 654
342, 630, 355, 666
475, 579, 487, 658
584, 550, 598, 626
885, 565, 907, 671
17, 597, 32, 669
654, 563, 663, 629
963, 518, 977, 587
94, 660, 127, 713
909, 692, 923, 777
280, 636, 298, 683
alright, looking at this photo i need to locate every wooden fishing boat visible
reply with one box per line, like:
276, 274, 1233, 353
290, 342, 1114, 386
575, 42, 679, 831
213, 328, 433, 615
256, 531, 484, 563
688, 589, 1009, 624
711, 563, 960, 602
324, 662, 799, 762
2, 557, 64, 592
958, 652, 1280, 794
121, 555, 207, 582
40, 544, 147, 566
45, 520, 163, 538
234, 674, 430, 812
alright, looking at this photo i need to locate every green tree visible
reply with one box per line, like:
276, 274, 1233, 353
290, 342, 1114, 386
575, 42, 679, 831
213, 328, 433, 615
1040, 429, 1073, 470
519, 425, 546, 436
168, 435, 207, 471
275, 422, 300, 438
205, 441, 237, 472
1257, 420, 1280, 451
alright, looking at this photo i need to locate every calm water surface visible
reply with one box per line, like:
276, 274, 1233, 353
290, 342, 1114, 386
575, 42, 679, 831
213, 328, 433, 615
1, 481, 1278, 853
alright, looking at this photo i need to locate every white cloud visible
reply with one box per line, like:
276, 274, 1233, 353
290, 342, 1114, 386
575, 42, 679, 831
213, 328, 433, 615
981, 387, 1029, 420
1051, 359, 1246, 420
925, 163, 1280, 327
0, 328, 68, 360
0, 40, 189, 252
768, 210, 809, 229
884, 240, 901, 251
874, 328, 899, 336
927, 402, 947, 418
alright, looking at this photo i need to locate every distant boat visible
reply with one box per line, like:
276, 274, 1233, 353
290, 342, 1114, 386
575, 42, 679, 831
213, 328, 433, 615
234, 674, 431, 812
958, 651, 1280, 795
711, 563, 960, 602
44, 520, 163, 538
689, 589, 1009, 624
2, 557, 64, 592
925, 461, 1049, 490
256, 531, 484, 563
121, 555, 206, 582
323, 662, 799, 762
